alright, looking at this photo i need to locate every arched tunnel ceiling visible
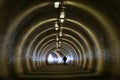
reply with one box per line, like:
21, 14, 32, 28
0, 0, 120, 79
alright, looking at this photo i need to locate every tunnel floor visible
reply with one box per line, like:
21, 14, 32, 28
1, 65, 120, 80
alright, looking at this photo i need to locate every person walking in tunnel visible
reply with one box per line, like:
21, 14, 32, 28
62, 56, 67, 65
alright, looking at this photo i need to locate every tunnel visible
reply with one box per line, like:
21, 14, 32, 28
0, 0, 120, 80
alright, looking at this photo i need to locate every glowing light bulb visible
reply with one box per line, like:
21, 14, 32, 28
59, 18, 64, 23
59, 41, 61, 44
56, 35, 59, 41
60, 11, 65, 18
59, 31, 62, 37
55, 22, 59, 31
54, 1, 60, 8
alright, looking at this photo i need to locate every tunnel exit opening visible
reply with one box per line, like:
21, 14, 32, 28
46, 50, 71, 65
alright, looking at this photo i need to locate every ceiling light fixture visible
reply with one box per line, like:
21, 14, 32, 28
59, 18, 64, 23
55, 22, 59, 31
54, 0, 61, 8
59, 31, 62, 37
59, 41, 61, 44
56, 35, 59, 41
59, 27, 63, 37
60, 10, 65, 18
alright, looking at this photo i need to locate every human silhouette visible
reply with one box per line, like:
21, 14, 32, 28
63, 56, 67, 65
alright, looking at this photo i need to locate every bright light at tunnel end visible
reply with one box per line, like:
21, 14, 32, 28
47, 52, 72, 64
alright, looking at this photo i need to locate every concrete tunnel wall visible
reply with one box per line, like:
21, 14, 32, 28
0, 0, 120, 79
